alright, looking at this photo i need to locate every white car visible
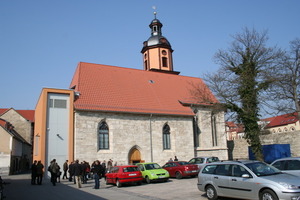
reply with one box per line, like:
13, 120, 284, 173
270, 157, 300, 176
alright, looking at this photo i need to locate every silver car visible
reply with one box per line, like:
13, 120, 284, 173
188, 157, 219, 169
270, 157, 300, 176
197, 160, 300, 200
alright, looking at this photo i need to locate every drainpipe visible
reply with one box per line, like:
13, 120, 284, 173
149, 114, 153, 162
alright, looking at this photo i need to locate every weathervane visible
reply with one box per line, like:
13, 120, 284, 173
152, 6, 157, 19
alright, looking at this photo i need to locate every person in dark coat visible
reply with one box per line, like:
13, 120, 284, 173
73, 160, 83, 188
68, 161, 75, 183
36, 161, 44, 185
49, 159, 59, 186
62, 160, 69, 179
31, 160, 37, 185
91, 160, 104, 189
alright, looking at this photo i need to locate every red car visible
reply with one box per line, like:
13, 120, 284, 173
105, 165, 143, 187
162, 161, 199, 179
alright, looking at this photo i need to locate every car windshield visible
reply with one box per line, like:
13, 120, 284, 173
123, 167, 139, 172
179, 161, 190, 165
245, 162, 282, 176
145, 163, 161, 170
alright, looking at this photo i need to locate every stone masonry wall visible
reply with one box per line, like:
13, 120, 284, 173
74, 111, 195, 166
230, 130, 300, 160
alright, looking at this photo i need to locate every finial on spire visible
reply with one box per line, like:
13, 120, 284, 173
152, 6, 157, 19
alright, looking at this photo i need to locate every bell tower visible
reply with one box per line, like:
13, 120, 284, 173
141, 12, 179, 75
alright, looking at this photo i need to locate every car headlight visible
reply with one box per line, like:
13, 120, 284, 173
151, 173, 156, 176
278, 182, 299, 189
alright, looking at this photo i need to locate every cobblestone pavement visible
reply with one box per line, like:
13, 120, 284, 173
1, 173, 210, 200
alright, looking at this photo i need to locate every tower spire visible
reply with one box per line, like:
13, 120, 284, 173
141, 10, 179, 74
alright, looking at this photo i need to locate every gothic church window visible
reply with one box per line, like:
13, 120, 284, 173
98, 121, 109, 150
163, 124, 171, 149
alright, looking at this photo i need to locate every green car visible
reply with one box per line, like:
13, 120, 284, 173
136, 162, 169, 183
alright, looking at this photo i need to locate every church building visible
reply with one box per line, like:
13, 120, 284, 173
33, 14, 228, 168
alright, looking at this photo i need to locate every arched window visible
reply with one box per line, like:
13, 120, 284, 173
98, 121, 109, 150
163, 124, 171, 150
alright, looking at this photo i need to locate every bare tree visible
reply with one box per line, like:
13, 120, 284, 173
267, 38, 300, 119
202, 28, 283, 161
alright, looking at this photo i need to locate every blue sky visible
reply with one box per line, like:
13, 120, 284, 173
1, 0, 299, 110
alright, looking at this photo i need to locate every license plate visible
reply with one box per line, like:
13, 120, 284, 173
192, 170, 197, 172
158, 176, 165, 178
129, 173, 136, 176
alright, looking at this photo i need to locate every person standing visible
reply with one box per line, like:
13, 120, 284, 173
49, 159, 59, 186
73, 160, 83, 188
107, 159, 113, 172
36, 161, 44, 185
91, 160, 103, 189
62, 160, 69, 180
31, 160, 37, 185
174, 156, 178, 161
101, 160, 106, 178
68, 161, 75, 183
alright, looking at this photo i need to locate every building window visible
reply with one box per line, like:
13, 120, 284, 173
162, 57, 168, 67
211, 113, 218, 146
98, 121, 109, 150
48, 99, 67, 108
163, 124, 171, 150
144, 60, 148, 70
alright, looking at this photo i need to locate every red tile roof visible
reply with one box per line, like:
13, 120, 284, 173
70, 62, 218, 116
266, 112, 299, 128
0, 108, 34, 122
0, 108, 9, 115
16, 110, 35, 122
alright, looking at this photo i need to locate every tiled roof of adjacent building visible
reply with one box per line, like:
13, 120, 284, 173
70, 62, 218, 116
265, 112, 299, 128
16, 110, 35, 122
0, 108, 35, 122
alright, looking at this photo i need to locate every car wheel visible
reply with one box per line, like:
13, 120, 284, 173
145, 176, 151, 184
116, 179, 122, 188
260, 189, 278, 200
206, 185, 218, 200
175, 171, 182, 179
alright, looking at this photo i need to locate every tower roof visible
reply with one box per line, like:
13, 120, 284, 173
142, 15, 172, 52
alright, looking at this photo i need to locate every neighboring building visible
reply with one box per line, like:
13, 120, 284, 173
0, 108, 34, 175
0, 108, 35, 145
225, 122, 244, 140
33, 14, 228, 169
0, 118, 31, 175
263, 112, 300, 134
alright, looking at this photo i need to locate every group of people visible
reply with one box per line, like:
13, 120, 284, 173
31, 158, 116, 189
48, 158, 115, 189
30, 160, 44, 185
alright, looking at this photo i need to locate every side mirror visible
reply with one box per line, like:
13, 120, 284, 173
241, 174, 250, 178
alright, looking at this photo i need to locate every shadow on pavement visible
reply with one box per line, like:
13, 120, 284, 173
2, 173, 107, 200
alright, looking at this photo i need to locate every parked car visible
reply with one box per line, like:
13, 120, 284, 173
188, 157, 219, 169
197, 160, 300, 200
162, 161, 199, 179
270, 157, 300, 176
136, 162, 169, 183
105, 165, 143, 187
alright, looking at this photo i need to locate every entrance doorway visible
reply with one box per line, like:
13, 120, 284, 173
129, 147, 143, 164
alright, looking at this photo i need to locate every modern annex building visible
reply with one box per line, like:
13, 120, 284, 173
33, 15, 228, 168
